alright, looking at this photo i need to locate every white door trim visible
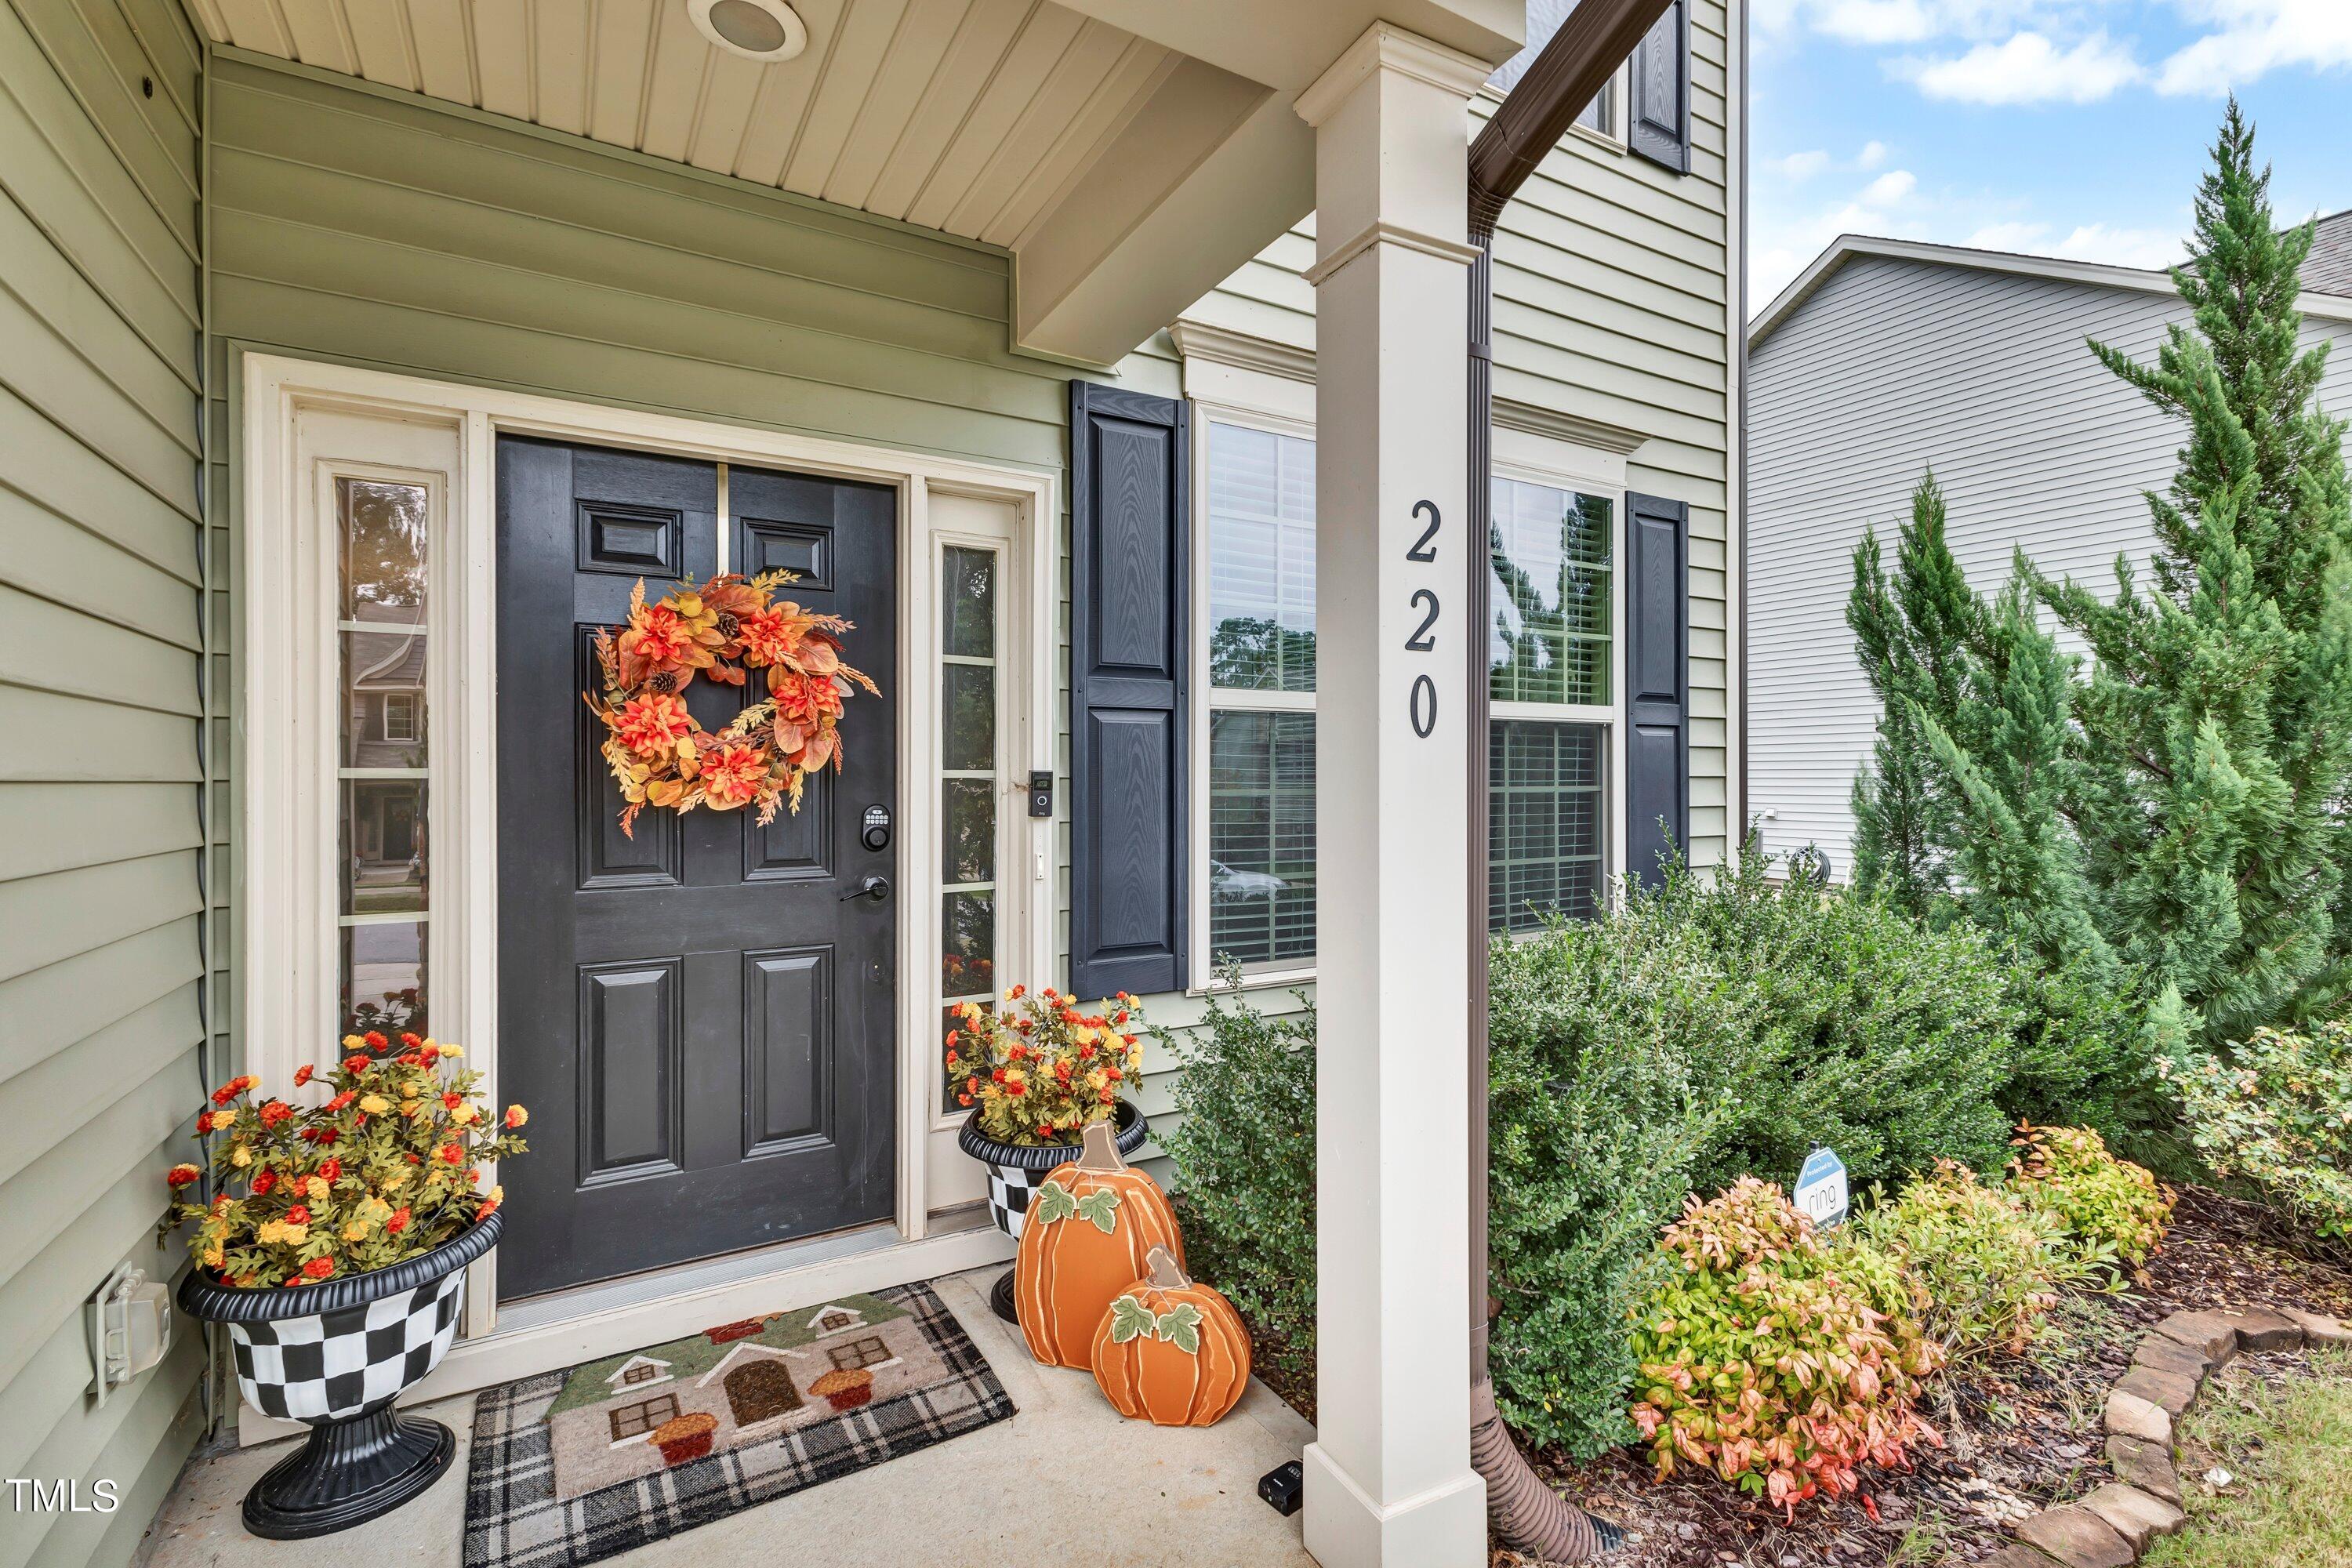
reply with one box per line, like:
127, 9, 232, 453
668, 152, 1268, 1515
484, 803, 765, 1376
238, 353, 1051, 1429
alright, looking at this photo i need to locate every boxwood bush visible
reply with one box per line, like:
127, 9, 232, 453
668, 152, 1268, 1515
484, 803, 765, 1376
1486, 913, 1730, 1457
1642, 848, 2020, 1193
1154, 973, 1318, 1386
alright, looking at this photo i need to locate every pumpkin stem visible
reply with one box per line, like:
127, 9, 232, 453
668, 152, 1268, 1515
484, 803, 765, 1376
1076, 1116, 1126, 1173
1144, 1244, 1189, 1290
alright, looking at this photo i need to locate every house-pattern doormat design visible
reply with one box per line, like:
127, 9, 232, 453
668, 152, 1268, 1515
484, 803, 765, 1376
461, 1283, 1012, 1568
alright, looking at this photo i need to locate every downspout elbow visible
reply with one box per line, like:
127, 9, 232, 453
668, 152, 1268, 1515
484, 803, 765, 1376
1472, 1376, 1610, 1563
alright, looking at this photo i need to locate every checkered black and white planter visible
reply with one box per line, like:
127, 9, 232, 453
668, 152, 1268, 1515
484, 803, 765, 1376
178, 1210, 503, 1540
958, 1102, 1147, 1324
958, 1100, 1149, 1240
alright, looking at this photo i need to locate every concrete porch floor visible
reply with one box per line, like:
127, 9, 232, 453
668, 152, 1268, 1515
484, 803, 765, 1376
136, 1266, 1317, 1568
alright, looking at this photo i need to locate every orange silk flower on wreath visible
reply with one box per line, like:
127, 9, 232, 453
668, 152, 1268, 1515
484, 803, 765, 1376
584, 572, 877, 836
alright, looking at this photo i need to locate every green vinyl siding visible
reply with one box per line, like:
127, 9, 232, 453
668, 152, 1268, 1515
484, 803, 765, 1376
0, 0, 209, 1554
202, 51, 1183, 1184
1175, 0, 1739, 873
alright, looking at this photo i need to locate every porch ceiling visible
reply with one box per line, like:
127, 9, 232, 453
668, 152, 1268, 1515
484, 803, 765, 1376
177, 0, 1524, 365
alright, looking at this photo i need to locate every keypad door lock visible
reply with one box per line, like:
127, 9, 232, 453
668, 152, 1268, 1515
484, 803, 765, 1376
862, 804, 891, 851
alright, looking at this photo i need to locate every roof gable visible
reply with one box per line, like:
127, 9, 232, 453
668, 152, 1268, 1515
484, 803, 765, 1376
1752, 232, 2352, 350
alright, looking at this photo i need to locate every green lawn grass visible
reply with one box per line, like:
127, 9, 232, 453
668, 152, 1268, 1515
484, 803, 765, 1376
2143, 1348, 2352, 1568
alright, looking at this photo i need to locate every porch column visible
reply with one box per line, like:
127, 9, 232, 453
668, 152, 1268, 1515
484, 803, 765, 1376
1295, 23, 1489, 1568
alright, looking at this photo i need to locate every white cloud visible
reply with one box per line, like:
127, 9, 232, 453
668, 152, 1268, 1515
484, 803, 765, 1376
1965, 220, 2053, 250
2155, 1, 2352, 96
1815, 0, 1938, 45
1955, 220, 2176, 267
2048, 222, 2180, 269
1909, 29, 2143, 103
1760, 0, 2128, 45
1858, 169, 1919, 205
1752, 167, 1930, 303
1769, 143, 1892, 180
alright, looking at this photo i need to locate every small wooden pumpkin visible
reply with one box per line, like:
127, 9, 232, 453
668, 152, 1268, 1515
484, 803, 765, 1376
1014, 1118, 1185, 1368
1090, 1246, 1250, 1427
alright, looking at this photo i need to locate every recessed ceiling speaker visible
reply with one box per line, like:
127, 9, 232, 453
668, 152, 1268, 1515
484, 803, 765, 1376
688, 0, 806, 61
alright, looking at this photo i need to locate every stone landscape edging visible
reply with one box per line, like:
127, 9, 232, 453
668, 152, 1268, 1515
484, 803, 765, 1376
1979, 1303, 2350, 1568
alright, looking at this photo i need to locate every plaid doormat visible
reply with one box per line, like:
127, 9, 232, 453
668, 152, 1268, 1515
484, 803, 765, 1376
460, 1283, 1013, 1568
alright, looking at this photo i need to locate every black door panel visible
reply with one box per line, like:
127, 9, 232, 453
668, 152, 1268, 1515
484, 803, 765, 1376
496, 437, 898, 1300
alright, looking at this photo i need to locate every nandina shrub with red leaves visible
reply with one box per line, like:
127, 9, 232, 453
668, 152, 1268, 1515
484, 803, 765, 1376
1628, 1178, 1942, 1517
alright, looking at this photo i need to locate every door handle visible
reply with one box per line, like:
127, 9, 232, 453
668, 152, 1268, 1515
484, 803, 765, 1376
840, 873, 891, 904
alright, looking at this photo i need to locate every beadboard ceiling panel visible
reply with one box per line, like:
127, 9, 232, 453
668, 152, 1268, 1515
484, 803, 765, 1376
182, 0, 1178, 245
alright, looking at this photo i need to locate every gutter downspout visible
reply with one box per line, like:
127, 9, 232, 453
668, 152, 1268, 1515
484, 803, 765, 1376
1465, 220, 1605, 1568
1463, 2, 1677, 1557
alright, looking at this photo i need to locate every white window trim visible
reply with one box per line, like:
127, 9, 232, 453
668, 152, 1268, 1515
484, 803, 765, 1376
1179, 393, 1636, 986
1567, 64, 1633, 152
240, 353, 1051, 1410
920, 499, 1039, 1136
1475, 63, 1632, 154
380, 689, 419, 743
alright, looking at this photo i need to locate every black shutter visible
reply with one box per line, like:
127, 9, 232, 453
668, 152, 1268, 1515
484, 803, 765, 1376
1069, 380, 1189, 997
1624, 491, 1688, 889
1628, 0, 1690, 174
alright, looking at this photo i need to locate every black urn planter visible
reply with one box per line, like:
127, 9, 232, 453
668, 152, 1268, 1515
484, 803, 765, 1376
958, 1101, 1147, 1323
177, 1210, 502, 1539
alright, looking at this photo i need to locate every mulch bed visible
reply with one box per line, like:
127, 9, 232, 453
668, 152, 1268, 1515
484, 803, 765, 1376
1515, 1185, 2352, 1568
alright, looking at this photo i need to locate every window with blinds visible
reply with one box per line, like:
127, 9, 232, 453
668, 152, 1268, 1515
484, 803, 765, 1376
1204, 421, 1317, 972
1490, 476, 1615, 932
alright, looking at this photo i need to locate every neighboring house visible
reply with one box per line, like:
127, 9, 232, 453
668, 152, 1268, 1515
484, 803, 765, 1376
1744, 226, 2352, 874
0, 0, 1741, 1561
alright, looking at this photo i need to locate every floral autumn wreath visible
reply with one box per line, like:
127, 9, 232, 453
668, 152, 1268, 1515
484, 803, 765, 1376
586, 572, 877, 837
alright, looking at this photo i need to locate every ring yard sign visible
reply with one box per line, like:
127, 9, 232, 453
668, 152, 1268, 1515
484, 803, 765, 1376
1794, 1147, 1849, 1230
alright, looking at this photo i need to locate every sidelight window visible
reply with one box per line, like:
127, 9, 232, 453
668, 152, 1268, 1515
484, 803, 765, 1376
338, 477, 432, 1037
939, 544, 1000, 1098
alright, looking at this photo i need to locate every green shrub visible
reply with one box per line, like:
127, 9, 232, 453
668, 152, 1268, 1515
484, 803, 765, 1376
1846, 1160, 2084, 1362
2006, 1123, 2172, 1269
1998, 952, 2166, 1146
1628, 1179, 1941, 1516
2171, 1022, 2352, 1240
1649, 847, 2020, 1192
1154, 971, 1317, 1385
1486, 915, 1729, 1457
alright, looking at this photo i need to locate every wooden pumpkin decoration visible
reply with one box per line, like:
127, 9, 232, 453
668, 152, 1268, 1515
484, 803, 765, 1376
1013, 1118, 1185, 1369
1090, 1246, 1250, 1427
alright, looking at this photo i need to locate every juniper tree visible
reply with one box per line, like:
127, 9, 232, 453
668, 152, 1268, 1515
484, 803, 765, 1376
1846, 475, 1969, 916
1850, 474, 2111, 979
2031, 100, 2352, 1040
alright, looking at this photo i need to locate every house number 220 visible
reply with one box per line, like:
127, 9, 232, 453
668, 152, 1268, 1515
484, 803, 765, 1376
1406, 499, 1439, 739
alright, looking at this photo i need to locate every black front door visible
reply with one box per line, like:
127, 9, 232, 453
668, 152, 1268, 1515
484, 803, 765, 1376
495, 438, 898, 1300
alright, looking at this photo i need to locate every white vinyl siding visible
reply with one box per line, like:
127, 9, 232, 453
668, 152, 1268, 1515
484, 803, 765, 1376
1747, 251, 2352, 873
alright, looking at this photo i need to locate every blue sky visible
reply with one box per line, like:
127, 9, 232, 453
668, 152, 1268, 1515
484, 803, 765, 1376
1749, 1, 2352, 309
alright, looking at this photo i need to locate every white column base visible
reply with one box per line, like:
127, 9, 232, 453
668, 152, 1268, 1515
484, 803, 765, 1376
1303, 1441, 1487, 1568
